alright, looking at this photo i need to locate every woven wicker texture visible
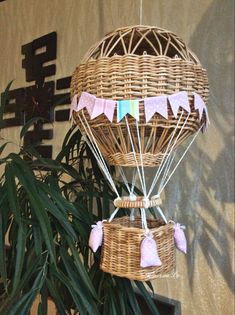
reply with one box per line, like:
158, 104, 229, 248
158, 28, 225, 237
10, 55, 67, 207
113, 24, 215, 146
71, 25, 209, 167
100, 216, 175, 281
113, 195, 162, 208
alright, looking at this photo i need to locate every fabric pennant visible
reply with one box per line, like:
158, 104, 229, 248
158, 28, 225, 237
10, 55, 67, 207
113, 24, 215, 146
69, 94, 78, 119
144, 95, 168, 122
77, 92, 96, 115
90, 98, 116, 122
168, 91, 191, 118
117, 100, 139, 122
193, 92, 207, 121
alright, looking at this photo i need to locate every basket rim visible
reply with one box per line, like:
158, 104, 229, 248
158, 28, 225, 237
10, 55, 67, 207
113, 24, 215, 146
113, 195, 162, 208
104, 216, 174, 234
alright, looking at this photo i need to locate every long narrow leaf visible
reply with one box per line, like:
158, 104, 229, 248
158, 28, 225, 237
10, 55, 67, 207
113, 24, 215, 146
46, 279, 67, 315
12, 220, 27, 294
8, 263, 47, 315
66, 237, 99, 300
12, 163, 56, 264
116, 278, 142, 315
20, 117, 50, 139
5, 163, 20, 223
0, 210, 7, 290
60, 247, 100, 315
135, 281, 160, 315
0, 142, 9, 156
0, 252, 40, 313
50, 267, 88, 315
37, 184, 77, 240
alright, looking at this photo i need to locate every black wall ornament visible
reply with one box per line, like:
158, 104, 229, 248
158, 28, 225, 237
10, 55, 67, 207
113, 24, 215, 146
2, 32, 72, 158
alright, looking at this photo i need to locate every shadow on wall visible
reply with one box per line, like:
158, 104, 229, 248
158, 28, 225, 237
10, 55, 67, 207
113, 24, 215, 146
164, 0, 234, 292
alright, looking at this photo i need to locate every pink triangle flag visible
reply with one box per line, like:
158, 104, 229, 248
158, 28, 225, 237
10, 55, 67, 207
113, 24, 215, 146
69, 94, 78, 119
168, 91, 191, 118
90, 98, 116, 122
144, 95, 168, 122
193, 92, 210, 133
193, 92, 207, 120
77, 92, 96, 116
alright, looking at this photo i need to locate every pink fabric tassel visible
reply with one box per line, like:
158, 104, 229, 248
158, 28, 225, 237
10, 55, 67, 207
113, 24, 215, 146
140, 232, 162, 268
88, 221, 103, 252
174, 223, 187, 254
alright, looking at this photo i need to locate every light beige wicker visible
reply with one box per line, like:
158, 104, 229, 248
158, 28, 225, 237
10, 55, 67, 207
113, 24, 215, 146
100, 216, 175, 281
113, 195, 161, 208
71, 25, 209, 167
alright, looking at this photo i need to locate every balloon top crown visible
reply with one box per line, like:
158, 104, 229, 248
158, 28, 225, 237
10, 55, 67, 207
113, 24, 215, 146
81, 25, 202, 65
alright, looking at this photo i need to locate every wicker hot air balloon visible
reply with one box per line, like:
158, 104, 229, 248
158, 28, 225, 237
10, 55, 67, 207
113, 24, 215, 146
70, 25, 209, 281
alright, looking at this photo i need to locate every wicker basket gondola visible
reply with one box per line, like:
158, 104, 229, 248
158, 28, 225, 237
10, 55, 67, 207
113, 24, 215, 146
71, 25, 209, 167
100, 217, 175, 281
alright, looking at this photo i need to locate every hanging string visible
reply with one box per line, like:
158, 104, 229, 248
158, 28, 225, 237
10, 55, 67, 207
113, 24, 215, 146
147, 111, 185, 198
158, 125, 203, 195
141, 208, 148, 230
156, 206, 168, 224
131, 169, 138, 193
125, 116, 146, 196
158, 151, 176, 193
108, 207, 120, 222
148, 112, 190, 198
78, 111, 120, 198
130, 208, 135, 221
118, 166, 131, 194
83, 136, 120, 198
139, 0, 143, 25
135, 120, 147, 197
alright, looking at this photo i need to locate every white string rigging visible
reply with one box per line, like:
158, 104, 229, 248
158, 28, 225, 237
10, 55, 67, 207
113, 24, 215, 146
158, 125, 203, 195
75, 106, 203, 226
125, 116, 146, 196
147, 111, 186, 198
118, 166, 131, 194
136, 120, 147, 197
78, 111, 120, 198
139, 0, 143, 25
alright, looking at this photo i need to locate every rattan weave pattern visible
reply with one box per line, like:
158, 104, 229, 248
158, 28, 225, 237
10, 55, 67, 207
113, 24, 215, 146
71, 25, 209, 167
100, 217, 175, 281
113, 195, 162, 208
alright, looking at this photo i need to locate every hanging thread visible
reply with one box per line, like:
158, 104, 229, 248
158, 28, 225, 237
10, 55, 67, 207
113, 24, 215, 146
139, 0, 143, 25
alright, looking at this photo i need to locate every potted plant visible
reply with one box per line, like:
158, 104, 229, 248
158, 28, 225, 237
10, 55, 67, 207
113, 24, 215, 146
0, 84, 161, 315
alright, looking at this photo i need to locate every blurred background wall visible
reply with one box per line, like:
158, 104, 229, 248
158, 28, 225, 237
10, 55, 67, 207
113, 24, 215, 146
0, 1, 234, 314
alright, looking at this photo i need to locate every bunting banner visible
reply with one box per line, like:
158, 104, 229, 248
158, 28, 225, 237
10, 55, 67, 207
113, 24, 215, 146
193, 92, 210, 132
69, 94, 78, 119
168, 91, 191, 118
70, 91, 209, 128
117, 100, 139, 122
76, 92, 96, 116
90, 98, 116, 122
144, 95, 168, 121
193, 92, 207, 120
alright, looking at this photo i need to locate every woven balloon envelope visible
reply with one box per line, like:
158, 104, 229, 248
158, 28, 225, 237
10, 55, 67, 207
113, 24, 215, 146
70, 25, 209, 281
71, 25, 209, 168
